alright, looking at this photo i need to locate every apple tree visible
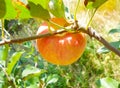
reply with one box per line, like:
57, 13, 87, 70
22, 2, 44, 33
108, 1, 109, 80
0, 0, 120, 88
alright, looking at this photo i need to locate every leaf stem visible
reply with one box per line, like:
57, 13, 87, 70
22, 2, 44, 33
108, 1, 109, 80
1, 19, 5, 39
74, 0, 80, 20
86, 9, 97, 28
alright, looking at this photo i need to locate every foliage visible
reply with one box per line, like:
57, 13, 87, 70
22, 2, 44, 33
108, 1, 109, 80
84, 0, 107, 9
0, 0, 120, 88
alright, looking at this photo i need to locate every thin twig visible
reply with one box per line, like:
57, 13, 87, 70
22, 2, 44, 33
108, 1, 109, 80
0, 65, 17, 88
86, 9, 97, 28
0, 65, 10, 81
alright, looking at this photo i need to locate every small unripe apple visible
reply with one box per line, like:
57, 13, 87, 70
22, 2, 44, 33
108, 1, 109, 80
36, 18, 86, 65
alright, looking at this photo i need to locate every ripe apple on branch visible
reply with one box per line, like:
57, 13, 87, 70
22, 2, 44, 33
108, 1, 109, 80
0, 0, 119, 66
36, 18, 87, 65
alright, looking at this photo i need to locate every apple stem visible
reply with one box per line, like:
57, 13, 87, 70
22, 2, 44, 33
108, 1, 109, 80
71, 20, 79, 30
86, 9, 97, 29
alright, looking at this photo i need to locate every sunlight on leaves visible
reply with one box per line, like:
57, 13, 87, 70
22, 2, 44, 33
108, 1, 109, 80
98, 0, 117, 11
12, 0, 31, 19
48, 0, 65, 18
4, 0, 17, 19
22, 65, 46, 80
46, 74, 59, 85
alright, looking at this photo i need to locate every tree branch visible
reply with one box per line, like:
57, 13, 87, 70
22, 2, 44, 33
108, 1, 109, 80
80, 27, 120, 57
0, 30, 67, 45
0, 27, 120, 57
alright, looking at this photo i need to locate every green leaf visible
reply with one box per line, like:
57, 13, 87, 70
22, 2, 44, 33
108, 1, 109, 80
7, 52, 23, 75
0, 0, 6, 18
12, 2, 31, 19
3, 0, 50, 19
22, 65, 46, 80
29, 0, 49, 9
97, 41, 120, 54
4, 0, 17, 19
39, 0, 50, 9
28, 1, 50, 20
109, 28, 120, 34
96, 77, 120, 88
0, 45, 9, 60
85, 0, 107, 9
46, 74, 59, 85
26, 84, 38, 88
25, 77, 40, 88
48, 0, 65, 18
92, 0, 107, 8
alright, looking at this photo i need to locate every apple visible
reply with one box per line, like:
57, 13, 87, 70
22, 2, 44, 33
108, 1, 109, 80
36, 18, 86, 65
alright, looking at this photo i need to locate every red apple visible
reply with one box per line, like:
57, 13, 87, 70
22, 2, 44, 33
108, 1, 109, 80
36, 18, 86, 65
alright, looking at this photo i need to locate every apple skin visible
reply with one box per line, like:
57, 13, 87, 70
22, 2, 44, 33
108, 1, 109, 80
36, 21, 86, 65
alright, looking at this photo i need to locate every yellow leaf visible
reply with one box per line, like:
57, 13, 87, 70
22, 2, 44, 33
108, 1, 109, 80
98, 0, 117, 11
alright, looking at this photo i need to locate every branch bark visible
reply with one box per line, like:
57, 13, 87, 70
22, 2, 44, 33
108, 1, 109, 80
0, 27, 120, 57
81, 27, 120, 57
0, 30, 67, 45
